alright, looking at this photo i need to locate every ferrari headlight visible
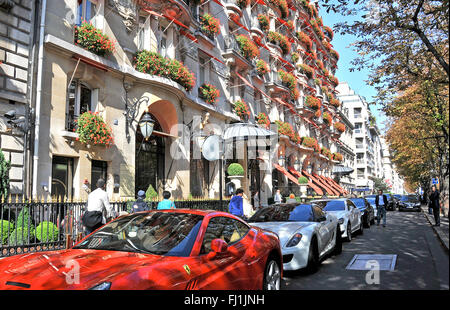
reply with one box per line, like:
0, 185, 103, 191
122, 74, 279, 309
90, 282, 112, 290
338, 218, 344, 224
286, 233, 303, 247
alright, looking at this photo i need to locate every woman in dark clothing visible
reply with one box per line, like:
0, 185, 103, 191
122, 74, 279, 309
429, 185, 441, 226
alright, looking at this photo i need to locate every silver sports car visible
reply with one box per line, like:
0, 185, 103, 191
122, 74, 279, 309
248, 203, 342, 272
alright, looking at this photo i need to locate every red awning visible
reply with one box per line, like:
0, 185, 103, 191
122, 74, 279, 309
273, 164, 299, 185
303, 170, 333, 196
211, 0, 224, 7
326, 177, 348, 195
200, 49, 225, 64
229, 15, 250, 33
318, 175, 344, 195
180, 29, 198, 43
144, 9, 189, 29
313, 173, 340, 196
288, 167, 323, 196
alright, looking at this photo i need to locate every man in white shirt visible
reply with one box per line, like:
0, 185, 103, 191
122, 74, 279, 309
83, 178, 116, 234
375, 189, 388, 227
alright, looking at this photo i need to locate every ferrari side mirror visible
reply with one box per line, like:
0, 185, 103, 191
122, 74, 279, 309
207, 239, 228, 260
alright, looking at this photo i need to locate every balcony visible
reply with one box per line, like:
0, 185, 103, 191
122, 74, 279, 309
265, 70, 291, 97
222, 36, 253, 70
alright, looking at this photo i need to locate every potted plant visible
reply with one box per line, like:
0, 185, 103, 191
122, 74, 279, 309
267, 31, 291, 54
200, 13, 220, 38
334, 121, 346, 133
304, 95, 321, 111
330, 98, 341, 108
74, 20, 116, 56
297, 63, 314, 79
199, 83, 220, 105
255, 112, 270, 128
322, 111, 332, 125
257, 14, 270, 32
275, 120, 295, 140
291, 52, 300, 63
333, 153, 343, 162
296, 31, 312, 51
235, 34, 260, 60
233, 99, 251, 121
255, 59, 269, 76
75, 111, 114, 147
278, 69, 300, 100
298, 176, 309, 197
227, 163, 245, 188
267, 0, 289, 18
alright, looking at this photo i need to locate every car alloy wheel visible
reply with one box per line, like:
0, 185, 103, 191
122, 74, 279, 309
306, 238, 320, 273
333, 227, 342, 255
359, 221, 364, 235
263, 259, 281, 290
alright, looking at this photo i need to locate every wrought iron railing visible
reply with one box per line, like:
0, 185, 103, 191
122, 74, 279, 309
0, 199, 230, 257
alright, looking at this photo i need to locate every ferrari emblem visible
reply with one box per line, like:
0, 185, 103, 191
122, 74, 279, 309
183, 264, 191, 275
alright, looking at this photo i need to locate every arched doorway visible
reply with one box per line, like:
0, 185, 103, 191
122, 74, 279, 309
135, 112, 165, 197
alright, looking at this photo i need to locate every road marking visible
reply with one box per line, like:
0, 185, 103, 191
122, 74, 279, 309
346, 254, 397, 271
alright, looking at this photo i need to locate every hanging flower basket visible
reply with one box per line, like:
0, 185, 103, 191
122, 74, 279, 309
275, 120, 295, 140
199, 83, 220, 105
296, 31, 312, 51
235, 34, 260, 60
200, 13, 220, 38
301, 136, 319, 152
305, 95, 321, 110
257, 14, 270, 32
322, 111, 332, 125
75, 111, 113, 147
256, 59, 269, 76
334, 121, 346, 133
297, 63, 314, 79
267, 31, 291, 54
74, 20, 116, 56
134, 50, 196, 91
255, 112, 270, 128
233, 100, 251, 120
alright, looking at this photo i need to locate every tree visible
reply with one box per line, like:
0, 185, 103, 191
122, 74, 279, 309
372, 177, 390, 192
0, 149, 11, 201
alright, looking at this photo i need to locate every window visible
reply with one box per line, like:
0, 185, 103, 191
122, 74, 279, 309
91, 160, 107, 191
66, 80, 97, 131
76, 0, 103, 28
355, 122, 362, 133
200, 217, 249, 254
312, 206, 325, 219
137, 14, 150, 51
51, 156, 74, 199
354, 108, 362, 119
198, 53, 210, 87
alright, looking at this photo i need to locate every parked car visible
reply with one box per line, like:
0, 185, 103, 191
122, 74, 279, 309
398, 195, 422, 212
365, 196, 378, 217
349, 197, 375, 227
365, 194, 396, 211
248, 203, 342, 272
0, 209, 282, 290
312, 199, 363, 242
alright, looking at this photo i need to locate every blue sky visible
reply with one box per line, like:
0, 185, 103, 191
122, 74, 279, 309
320, 6, 387, 133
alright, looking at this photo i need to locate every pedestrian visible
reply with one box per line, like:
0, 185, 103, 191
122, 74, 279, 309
287, 193, 297, 203
426, 190, 433, 215
252, 190, 261, 210
274, 189, 282, 204
229, 188, 245, 219
375, 189, 388, 227
82, 178, 117, 235
157, 191, 176, 210
131, 190, 149, 213
429, 185, 441, 226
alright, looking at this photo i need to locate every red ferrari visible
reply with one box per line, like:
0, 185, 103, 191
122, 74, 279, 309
0, 209, 282, 290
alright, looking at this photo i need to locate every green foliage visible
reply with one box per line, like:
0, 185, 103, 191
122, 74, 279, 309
0, 220, 14, 244
74, 20, 115, 56
145, 184, 158, 201
227, 163, 244, 176
16, 207, 32, 229
35, 221, 59, 242
0, 149, 10, 200
298, 176, 309, 184
75, 111, 113, 146
8, 226, 35, 246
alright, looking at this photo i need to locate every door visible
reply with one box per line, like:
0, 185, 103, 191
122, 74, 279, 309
51, 156, 74, 200
189, 216, 256, 289
312, 206, 331, 254
347, 200, 360, 232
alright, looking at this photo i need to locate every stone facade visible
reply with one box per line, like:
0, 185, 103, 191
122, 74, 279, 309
0, 0, 36, 197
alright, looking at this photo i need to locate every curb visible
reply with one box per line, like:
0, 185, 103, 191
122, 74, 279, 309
421, 206, 449, 253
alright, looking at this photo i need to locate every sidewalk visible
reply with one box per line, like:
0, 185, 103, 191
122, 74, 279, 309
421, 204, 449, 252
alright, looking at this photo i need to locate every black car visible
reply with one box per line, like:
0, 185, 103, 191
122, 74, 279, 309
365, 194, 396, 211
349, 197, 375, 227
398, 195, 422, 212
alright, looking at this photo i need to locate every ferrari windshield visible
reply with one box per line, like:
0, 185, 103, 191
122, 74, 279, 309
350, 198, 365, 208
248, 204, 314, 222
74, 212, 204, 256
365, 197, 376, 205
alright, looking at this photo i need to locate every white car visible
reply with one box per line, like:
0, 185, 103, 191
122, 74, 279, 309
312, 199, 363, 242
248, 203, 342, 272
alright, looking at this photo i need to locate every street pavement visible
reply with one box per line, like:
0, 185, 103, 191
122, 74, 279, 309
421, 204, 449, 252
281, 209, 449, 290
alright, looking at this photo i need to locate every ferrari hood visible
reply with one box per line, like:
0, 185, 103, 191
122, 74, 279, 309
250, 222, 314, 247
0, 249, 165, 290
327, 210, 347, 219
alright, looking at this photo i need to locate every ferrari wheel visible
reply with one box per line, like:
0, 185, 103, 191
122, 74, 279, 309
332, 227, 342, 255
358, 221, 364, 235
263, 259, 281, 290
306, 238, 319, 273
346, 223, 352, 242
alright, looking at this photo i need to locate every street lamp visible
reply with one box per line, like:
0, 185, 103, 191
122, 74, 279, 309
139, 112, 155, 141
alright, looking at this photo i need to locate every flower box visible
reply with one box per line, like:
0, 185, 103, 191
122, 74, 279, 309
233, 99, 251, 120
75, 111, 113, 147
256, 112, 270, 128
74, 20, 115, 56
267, 31, 291, 54
199, 83, 220, 105
256, 59, 269, 76
235, 34, 260, 60
334, 121, 346, 133
134, 50, 195, 91
296, 31, 312, 51
200, 13, 220, 38
305, 95, 321, 111
257, 14, 270, 32
297, 63, 314, 79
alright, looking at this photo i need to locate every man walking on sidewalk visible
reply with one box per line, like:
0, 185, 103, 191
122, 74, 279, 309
429, 185, 441, 227
375, 189, 388, 227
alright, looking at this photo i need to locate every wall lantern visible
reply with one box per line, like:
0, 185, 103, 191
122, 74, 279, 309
139, 112, 155, 141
